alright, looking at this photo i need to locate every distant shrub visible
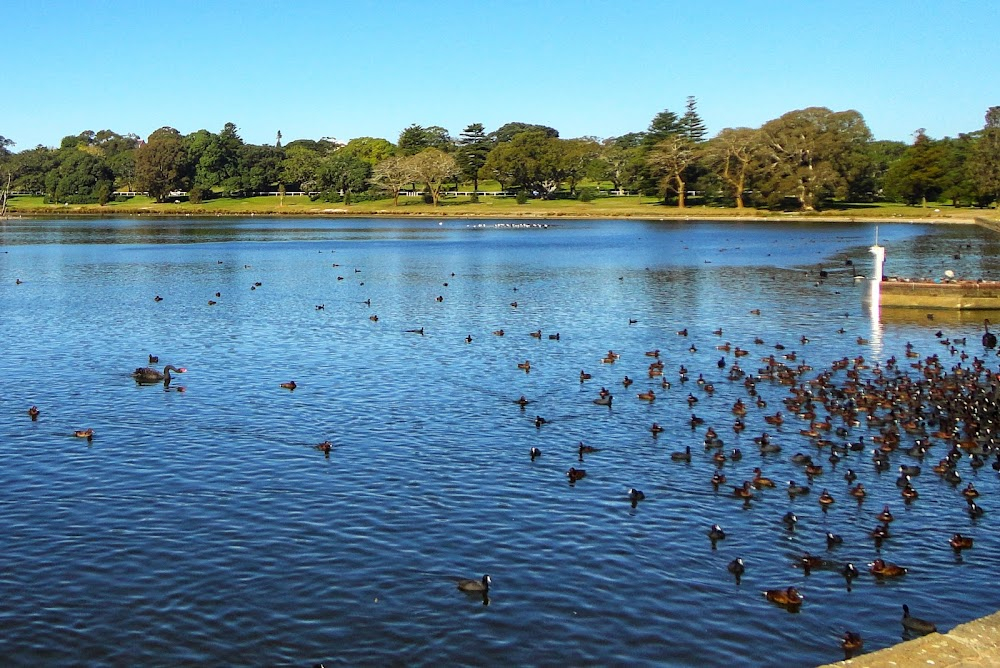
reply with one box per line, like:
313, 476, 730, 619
188, 186, 213, 204
422, 193, 434, 205
516, 190, 529, 205
577, 187, 597, 202
315, 190, 342, 203
469, 193, 480, 204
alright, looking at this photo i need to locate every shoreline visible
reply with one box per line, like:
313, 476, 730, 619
0, 209, 986, 225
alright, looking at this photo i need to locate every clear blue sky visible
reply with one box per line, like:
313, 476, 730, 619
5, 0, 997, 150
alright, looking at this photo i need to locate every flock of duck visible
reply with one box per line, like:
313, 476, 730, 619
506, 313, 1000, 659
19, 252, 1000, 662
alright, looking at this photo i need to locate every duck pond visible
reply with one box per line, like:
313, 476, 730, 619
1, 216, 1000, 667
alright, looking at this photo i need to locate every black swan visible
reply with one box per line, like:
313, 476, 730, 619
133, 365, 186, 385
983, 319, 997, 348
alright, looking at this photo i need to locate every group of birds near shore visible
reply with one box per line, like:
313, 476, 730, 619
15, 252, 1000, 662
487, 309, 997, 657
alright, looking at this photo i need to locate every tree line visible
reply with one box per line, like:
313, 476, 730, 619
1, 98, 998, 210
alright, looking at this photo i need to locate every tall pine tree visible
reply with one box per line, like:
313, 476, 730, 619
457, 123, 491, 192
680, 96, 707, 142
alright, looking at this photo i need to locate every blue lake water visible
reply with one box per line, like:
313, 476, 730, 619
1, 216, 999, 667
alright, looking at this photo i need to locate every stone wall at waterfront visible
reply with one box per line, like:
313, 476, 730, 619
820, 611, 1000, 667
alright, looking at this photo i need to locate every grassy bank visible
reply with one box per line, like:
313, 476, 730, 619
4, 194, 996, 222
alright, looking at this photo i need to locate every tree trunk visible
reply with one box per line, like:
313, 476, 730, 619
735, 172, 745, 209
676, 174, 686, 208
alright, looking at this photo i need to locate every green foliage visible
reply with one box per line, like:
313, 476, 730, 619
489, 122, 559, 143
457, 123, 491, 191
311, 190, 342, 203
341, 137, 396, 165
136, 127, 191, 202
645, 108, 683, 146
679, 96, 707, 143
969, 106, 1000, 205
397, 124, 452, 155
884, 130, 948, 205
187, 185, 214, 204
479, 131, 567, 195
280, 145, 321, 192
315, 152, 372, 195
10, 103, 1000, 214
758, 107, 872, 210
43, 148, 114, 204
192, 122, 244, 192
407, 148, 458, 205
516, 189, 529, 204
469, 192, 480, 203
422, 193, 434, 204
236, 144, 283, 193
577, 186, 597, 202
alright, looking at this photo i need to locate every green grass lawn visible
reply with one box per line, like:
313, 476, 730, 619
5, 193, 996, 221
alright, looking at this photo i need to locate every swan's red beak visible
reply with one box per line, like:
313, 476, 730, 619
177, 368, 187, 373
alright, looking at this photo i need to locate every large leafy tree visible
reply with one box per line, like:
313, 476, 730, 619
456, 123, 491, 191
969, 106, 1000, 206
759, 107, 872, 210
1, 135, 15, 157
883, 129, 949, 206
854, 139, 907, 202
193, 122, 244, 192
372, 155, 417, 205
561, 137, 600, 194
315, 152, 371, 197
479, 131, 567, 195
6, 146, 59, 192
591, 137, 643, 192
704, 127, 764, 208
340, 137, 395, 166
136, 127, 191, 202
280, 144, 322, 192
237, 144, 283, 193
938, 134, 978, 206
44, 148, 115, 203
647, 135, 695, 207
489, 122, 559, 144
398, 124, 452, 155
407, 148, 457, 205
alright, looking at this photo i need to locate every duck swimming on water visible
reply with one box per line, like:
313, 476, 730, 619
901, 605, 937, 634
133, 365, 186, 385
983, 319, 997, 348
458, 574, 491, 593
763, 586, 802, 609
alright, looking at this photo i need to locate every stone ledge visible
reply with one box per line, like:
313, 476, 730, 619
820, 612, 1000, 667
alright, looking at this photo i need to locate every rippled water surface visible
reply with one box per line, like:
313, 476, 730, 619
2, 217, 999, 667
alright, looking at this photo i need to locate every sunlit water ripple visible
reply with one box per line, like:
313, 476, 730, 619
1, 217, 999, 667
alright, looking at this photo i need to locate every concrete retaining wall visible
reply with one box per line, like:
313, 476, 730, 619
820, 610, 1000, 667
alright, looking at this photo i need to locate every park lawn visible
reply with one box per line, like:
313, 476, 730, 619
5, 194, 994, 221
